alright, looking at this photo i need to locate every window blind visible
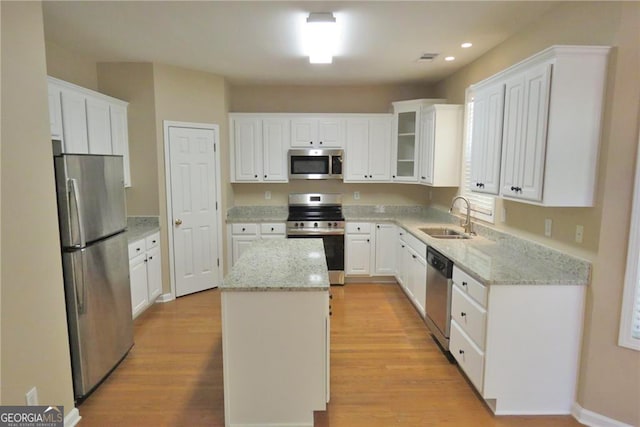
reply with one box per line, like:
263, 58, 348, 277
619, 136, 640, 350
459, 100, 495, 223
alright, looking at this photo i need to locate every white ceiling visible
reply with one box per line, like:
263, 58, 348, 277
42, 1, 559, 86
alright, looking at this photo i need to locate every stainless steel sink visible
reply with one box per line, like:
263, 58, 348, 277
418, 227, 471, 239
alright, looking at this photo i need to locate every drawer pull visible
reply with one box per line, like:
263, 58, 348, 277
462, 281, 468, 287
460, 312, 466, 317
459, 349, 465, 355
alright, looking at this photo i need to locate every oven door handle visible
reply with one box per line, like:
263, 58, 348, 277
287, 230, 345, 236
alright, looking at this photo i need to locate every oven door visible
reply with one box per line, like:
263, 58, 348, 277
287, 234, 344, 284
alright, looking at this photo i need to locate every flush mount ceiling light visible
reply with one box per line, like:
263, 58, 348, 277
304, 12, 337, 64
445, 56, 456, 61
461, 42, 473, 48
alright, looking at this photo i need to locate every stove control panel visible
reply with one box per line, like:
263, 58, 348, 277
286, 221, 345, 233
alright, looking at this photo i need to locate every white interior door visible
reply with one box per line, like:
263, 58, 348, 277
168, 125, 220, 297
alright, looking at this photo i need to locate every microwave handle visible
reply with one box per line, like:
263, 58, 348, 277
332, 155, 343, 175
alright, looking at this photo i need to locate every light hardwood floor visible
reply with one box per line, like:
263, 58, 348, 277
77, 284, 582, 426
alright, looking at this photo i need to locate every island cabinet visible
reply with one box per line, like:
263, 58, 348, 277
221, 239, 330, 427
450, 265, 585, 415
470, 45, 610, 206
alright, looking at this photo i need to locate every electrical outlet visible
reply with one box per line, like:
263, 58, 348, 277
353, 191, 360, 200
575, 225, 584, 243
26, 387, 38, 406
264, 191, 271, 200
544, 218, 552, 237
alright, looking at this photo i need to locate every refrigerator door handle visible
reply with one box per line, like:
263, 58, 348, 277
71, 250, 87, 315
69, 178, 86, 248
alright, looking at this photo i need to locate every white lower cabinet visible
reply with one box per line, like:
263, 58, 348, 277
394, 227, 426, 316
230, 223, 285, 266
450, 265, 585, 415
345, 223, 373, 275
128, 232, 162, 319
374, 223, 396, 275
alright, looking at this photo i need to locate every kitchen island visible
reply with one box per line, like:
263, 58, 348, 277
220, 238, 330, 427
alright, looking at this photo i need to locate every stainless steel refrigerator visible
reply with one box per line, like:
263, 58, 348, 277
54, 152, 133, 400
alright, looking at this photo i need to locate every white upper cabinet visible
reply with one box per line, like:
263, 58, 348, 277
110, 103, 131, 187
470, 84, 505, 195
232, 117, 262, 182
60, 88, 90, 154
419, 104, 464, 187
344, 115, 392, 182
48, 77, 131, 187
85, 96, 113, 155
391, 99, 446, 182
471, 45, 610, 206
262, 118, 289, 182
48, 85, 63, 140
291, 117, 345, 148
500, 63, 551, 202
230, 115, 288, 183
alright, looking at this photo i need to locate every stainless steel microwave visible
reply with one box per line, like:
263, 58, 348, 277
288, 149, 343, 180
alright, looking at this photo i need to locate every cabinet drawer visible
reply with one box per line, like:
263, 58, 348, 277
128, 239, 146, 259
452, 266, 487, 307
260, 223, 286, 235
145, 232, 160, 249
450, 320, 484, 393
404, 231, 426, 255
452, 284, 487, 349
346, 222, 371, 234
231, 223, 258, 235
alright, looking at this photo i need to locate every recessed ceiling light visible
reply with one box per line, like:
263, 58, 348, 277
445, 56, 455, 61
461, 42, 473, 48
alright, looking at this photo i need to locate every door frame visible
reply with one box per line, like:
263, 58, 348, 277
163, 120, 224, 299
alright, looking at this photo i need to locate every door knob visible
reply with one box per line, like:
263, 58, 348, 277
175, 219, 183, 226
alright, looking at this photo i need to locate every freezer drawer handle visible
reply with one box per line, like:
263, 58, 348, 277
71, 249, 87, 315
68, 178, 86, 248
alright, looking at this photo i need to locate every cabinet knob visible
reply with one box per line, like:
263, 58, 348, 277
511, 186, 517, 191
366, 239, 370, 243
377, 225, 380, 229
271, 227, 274, 231
364, 175, 367, 178
309, 141, 313, 145
462, 281, 468, 287
144, 259, 148, 263
412, 254, 417, 259
401, 244, 405, 248
152, 240, 156, 244
459, 349, 465, 355
149, 256, 153, 260
421, 176, 426, 179
392, 175, 396, 178
319, 141, 323, 145
460, 312, 466, 317
357, 227, 361, 231
136, 248, 141, 252
242, 227, 246, 232
174, 219, 182, 226
254, 174, 258, 178
264, 174, 267, 178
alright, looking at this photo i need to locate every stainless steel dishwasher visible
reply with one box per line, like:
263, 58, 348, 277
424, 246, 454, 352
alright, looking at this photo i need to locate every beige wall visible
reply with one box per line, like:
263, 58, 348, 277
233, 182, 430, 206
97, 63, 158, 215
0, 1, 74, 414
152, 63, 230, 287
434, 2, 640, 424
230, 83, 434, 113
45, 39, 98, 90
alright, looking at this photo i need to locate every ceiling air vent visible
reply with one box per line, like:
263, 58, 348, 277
417, 53, 439, 63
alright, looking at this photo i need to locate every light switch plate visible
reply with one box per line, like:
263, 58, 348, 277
353, 191, 360, 200
264, 191, 271, 200
575, 225, 584, 243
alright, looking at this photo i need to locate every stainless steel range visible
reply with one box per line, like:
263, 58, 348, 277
287, 193, 345, 285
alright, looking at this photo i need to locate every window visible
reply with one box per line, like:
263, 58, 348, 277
457, 92, 495, 223
619, 135, 640, 351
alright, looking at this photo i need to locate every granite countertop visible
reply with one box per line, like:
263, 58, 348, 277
221, 239, 330, 291
226, 205, 591, 287
126, 216, 160, 242
344, 206, 590, 286
226, 206, 288, 223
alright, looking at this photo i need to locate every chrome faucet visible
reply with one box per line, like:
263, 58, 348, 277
449, 196, 474, 235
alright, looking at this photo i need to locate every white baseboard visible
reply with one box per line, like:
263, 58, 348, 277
572, 403, 633, 427
155, 293, 174, 303
345, 276, 396, 284
64, 408, 81, 427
